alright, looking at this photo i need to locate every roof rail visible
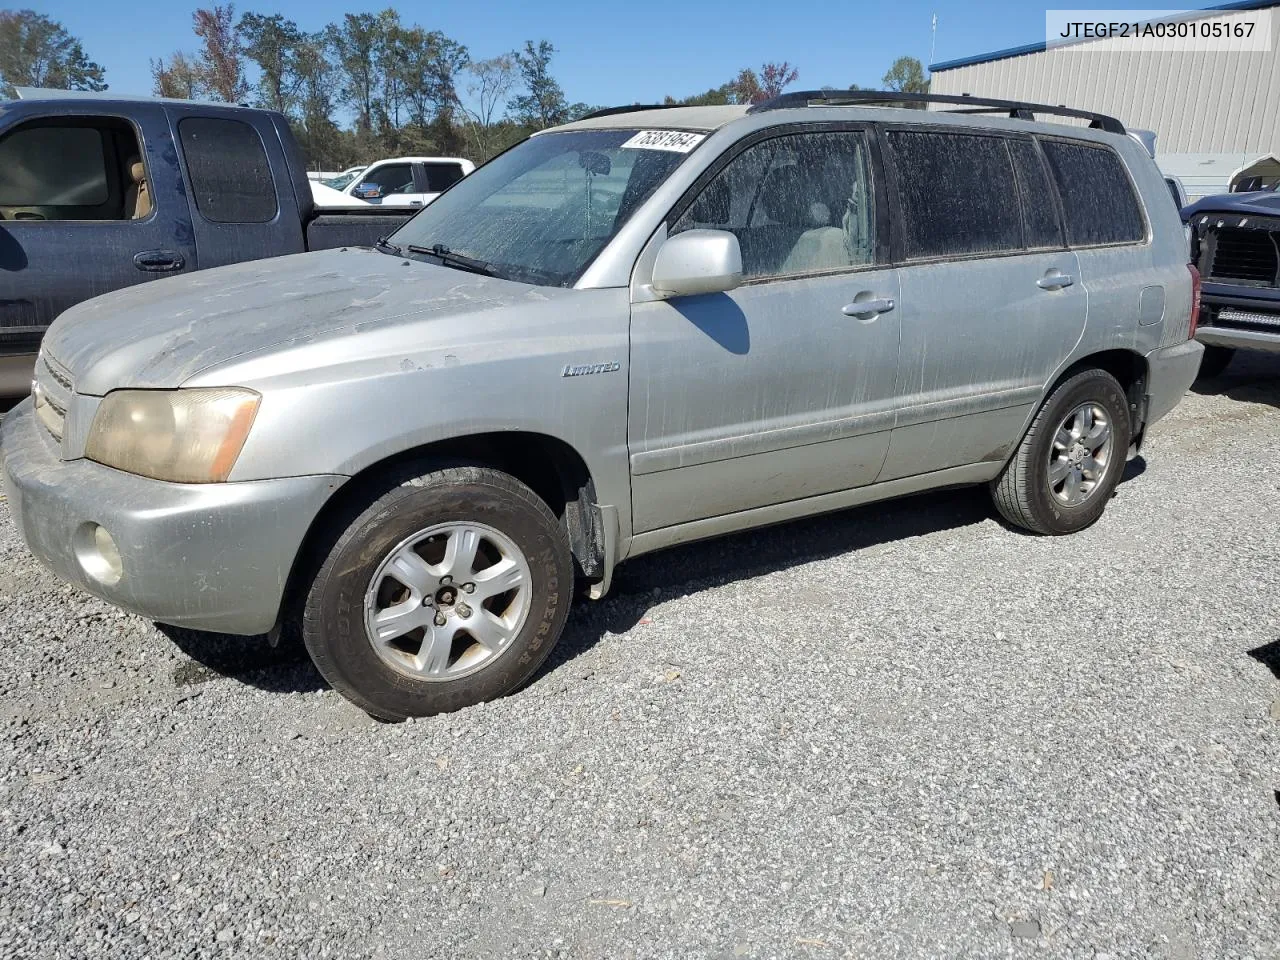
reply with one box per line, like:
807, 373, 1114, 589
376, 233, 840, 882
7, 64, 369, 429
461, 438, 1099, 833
745, 89, 1126, 135
576, 103, 689, 121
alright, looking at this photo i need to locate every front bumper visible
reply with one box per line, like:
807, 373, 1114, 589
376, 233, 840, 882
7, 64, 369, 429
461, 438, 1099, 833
1144, 338, 1204, 429
1, 398, 345, 635
1196, 289, 1280, 354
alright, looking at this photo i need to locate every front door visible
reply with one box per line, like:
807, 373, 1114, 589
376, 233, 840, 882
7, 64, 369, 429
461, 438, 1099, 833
357, 161, 423, 207
0, 105, 196, 361
628, 127, 902, 533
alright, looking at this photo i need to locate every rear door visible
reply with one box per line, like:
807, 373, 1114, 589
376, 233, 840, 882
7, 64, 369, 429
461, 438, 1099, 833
171, 110, 305, 267
0, 102, 197, 359
876, 127, 1087, 481
419, 161, 467, 205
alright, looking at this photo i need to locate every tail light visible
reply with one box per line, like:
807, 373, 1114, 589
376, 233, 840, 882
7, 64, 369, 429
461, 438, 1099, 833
1188, 263, 1201, 339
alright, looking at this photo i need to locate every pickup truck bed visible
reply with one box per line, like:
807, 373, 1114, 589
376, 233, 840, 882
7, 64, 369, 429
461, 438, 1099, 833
0, 90, 417, 395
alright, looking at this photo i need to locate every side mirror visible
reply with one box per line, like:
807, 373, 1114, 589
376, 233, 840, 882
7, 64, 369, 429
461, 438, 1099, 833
354, 181, 384, 200
651, 229, 743, 298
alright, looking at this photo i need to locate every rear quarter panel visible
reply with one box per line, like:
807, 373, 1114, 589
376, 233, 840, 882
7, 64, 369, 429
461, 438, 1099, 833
1072, 135, 1192, 360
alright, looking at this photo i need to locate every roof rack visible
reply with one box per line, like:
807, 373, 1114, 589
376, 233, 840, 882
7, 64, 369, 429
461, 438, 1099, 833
577, 103, 688, 121
745, 90, 1126, 135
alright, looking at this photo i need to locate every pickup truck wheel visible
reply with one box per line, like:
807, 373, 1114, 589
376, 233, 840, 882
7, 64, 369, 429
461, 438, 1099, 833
991, 368, 1131, 535
301, 465, 573, 720
1195, 344, 1235, 380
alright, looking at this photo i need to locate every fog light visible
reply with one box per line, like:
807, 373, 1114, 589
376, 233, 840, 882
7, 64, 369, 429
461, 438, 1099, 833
73, 523, 123, 587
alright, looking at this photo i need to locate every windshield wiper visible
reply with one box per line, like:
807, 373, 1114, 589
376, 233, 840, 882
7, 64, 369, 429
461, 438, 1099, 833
406, 243, 500, 278
374, 236, 403, 256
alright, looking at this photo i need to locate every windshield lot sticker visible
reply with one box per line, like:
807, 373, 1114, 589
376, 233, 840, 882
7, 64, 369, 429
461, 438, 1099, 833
620, 130, 705, 153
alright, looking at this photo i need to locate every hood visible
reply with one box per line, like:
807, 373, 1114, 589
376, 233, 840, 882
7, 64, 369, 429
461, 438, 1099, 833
1182, 190, 1280, 221
43, 248, 553, 395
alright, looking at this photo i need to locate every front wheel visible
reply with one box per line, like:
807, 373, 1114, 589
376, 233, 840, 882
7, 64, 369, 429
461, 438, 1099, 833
991, 369, 1131, 535
301, 465, 574, 720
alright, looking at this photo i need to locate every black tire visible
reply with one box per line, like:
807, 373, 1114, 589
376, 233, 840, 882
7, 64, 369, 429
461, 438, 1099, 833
1195, 344, 1235, 381
301, 464, 573, 720
991, 368, 1131, 535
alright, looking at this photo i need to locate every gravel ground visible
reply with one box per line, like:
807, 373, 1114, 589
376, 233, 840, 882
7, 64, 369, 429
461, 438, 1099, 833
2, 356, 1279, 960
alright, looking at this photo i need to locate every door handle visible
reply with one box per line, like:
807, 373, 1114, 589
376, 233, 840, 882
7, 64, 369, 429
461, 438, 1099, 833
841, 296, 896, 320
133, 250, 185, 273
1037, 270, 1074, 290
409, 200, 424, 207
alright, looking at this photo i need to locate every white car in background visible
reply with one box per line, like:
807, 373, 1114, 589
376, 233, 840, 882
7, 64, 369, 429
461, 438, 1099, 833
341, 157, 475, 208
321, 166, 368, 191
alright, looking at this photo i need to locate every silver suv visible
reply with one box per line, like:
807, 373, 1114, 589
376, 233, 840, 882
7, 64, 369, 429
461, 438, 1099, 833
2, 92, 1204, 719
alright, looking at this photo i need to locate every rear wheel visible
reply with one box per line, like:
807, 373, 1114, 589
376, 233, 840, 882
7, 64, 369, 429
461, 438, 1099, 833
1195, 344, 1235, 380
991, 369, 1131, 535
301, 464, 573, 720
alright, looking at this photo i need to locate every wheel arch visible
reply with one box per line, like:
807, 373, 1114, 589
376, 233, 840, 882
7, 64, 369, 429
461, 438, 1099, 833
273, 430, 604, 639
1047, 347, 1150, 445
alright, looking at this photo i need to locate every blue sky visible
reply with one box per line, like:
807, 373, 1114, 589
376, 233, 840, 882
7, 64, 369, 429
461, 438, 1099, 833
42, 0, 1150, 107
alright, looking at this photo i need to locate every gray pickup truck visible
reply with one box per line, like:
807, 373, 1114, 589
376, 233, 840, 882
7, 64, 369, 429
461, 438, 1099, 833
0, 89, 414, 395
2, 92, 1202, 720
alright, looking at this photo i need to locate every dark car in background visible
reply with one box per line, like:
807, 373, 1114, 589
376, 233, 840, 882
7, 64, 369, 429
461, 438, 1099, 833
1185, 190, 1280, 377
0, 88, 417, 396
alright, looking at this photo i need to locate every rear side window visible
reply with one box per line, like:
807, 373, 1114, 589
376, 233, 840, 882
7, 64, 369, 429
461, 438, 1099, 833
1039, 140, 1144, 246
423, 163, 464, 193
1007, 139, 1063, 248
178, 117, 277, 224
886, 130, 1021, 259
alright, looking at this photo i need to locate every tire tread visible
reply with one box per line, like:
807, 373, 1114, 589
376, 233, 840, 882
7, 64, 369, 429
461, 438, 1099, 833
301, 461, 571, 720
992, 368, 1128, 535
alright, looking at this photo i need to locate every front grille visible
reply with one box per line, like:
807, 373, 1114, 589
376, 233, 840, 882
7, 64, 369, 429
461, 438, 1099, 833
32, 353, 73, 443
1207, 227, 1279, 285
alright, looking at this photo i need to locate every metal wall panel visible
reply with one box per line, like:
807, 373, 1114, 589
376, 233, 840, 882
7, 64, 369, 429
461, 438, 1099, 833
930, 6, 1280, 154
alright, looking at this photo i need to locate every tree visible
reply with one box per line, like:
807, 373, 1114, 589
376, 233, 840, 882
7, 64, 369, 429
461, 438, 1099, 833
292, 33, 345, 167
667, 61, 797, 106
460, 54, 516, 156
239, 12, 303, 114
757, 61, 798, 102
730, 68, 760, 105
508, 40, 567, 129
326, 12, 382, 132
0, 10, 106, 91
394, 25, 469, 130
151, 52, 203, 99
882, 56, 929, 94
193, 5, 247, 102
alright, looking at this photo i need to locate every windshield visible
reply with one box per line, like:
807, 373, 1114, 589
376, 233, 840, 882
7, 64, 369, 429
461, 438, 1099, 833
387, 130, 696, 286
323, 170, 362, 190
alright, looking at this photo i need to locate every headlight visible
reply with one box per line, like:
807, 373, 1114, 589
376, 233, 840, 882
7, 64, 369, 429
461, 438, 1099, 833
85, 388, 260, 483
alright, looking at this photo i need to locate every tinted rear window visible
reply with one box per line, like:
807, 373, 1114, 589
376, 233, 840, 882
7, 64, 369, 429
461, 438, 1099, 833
178, 117, 277, 224
887, 130, 1021, 259
1007, 138, 1063, 249
423, 163, 465, 193
1039, 140, 1144, 246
